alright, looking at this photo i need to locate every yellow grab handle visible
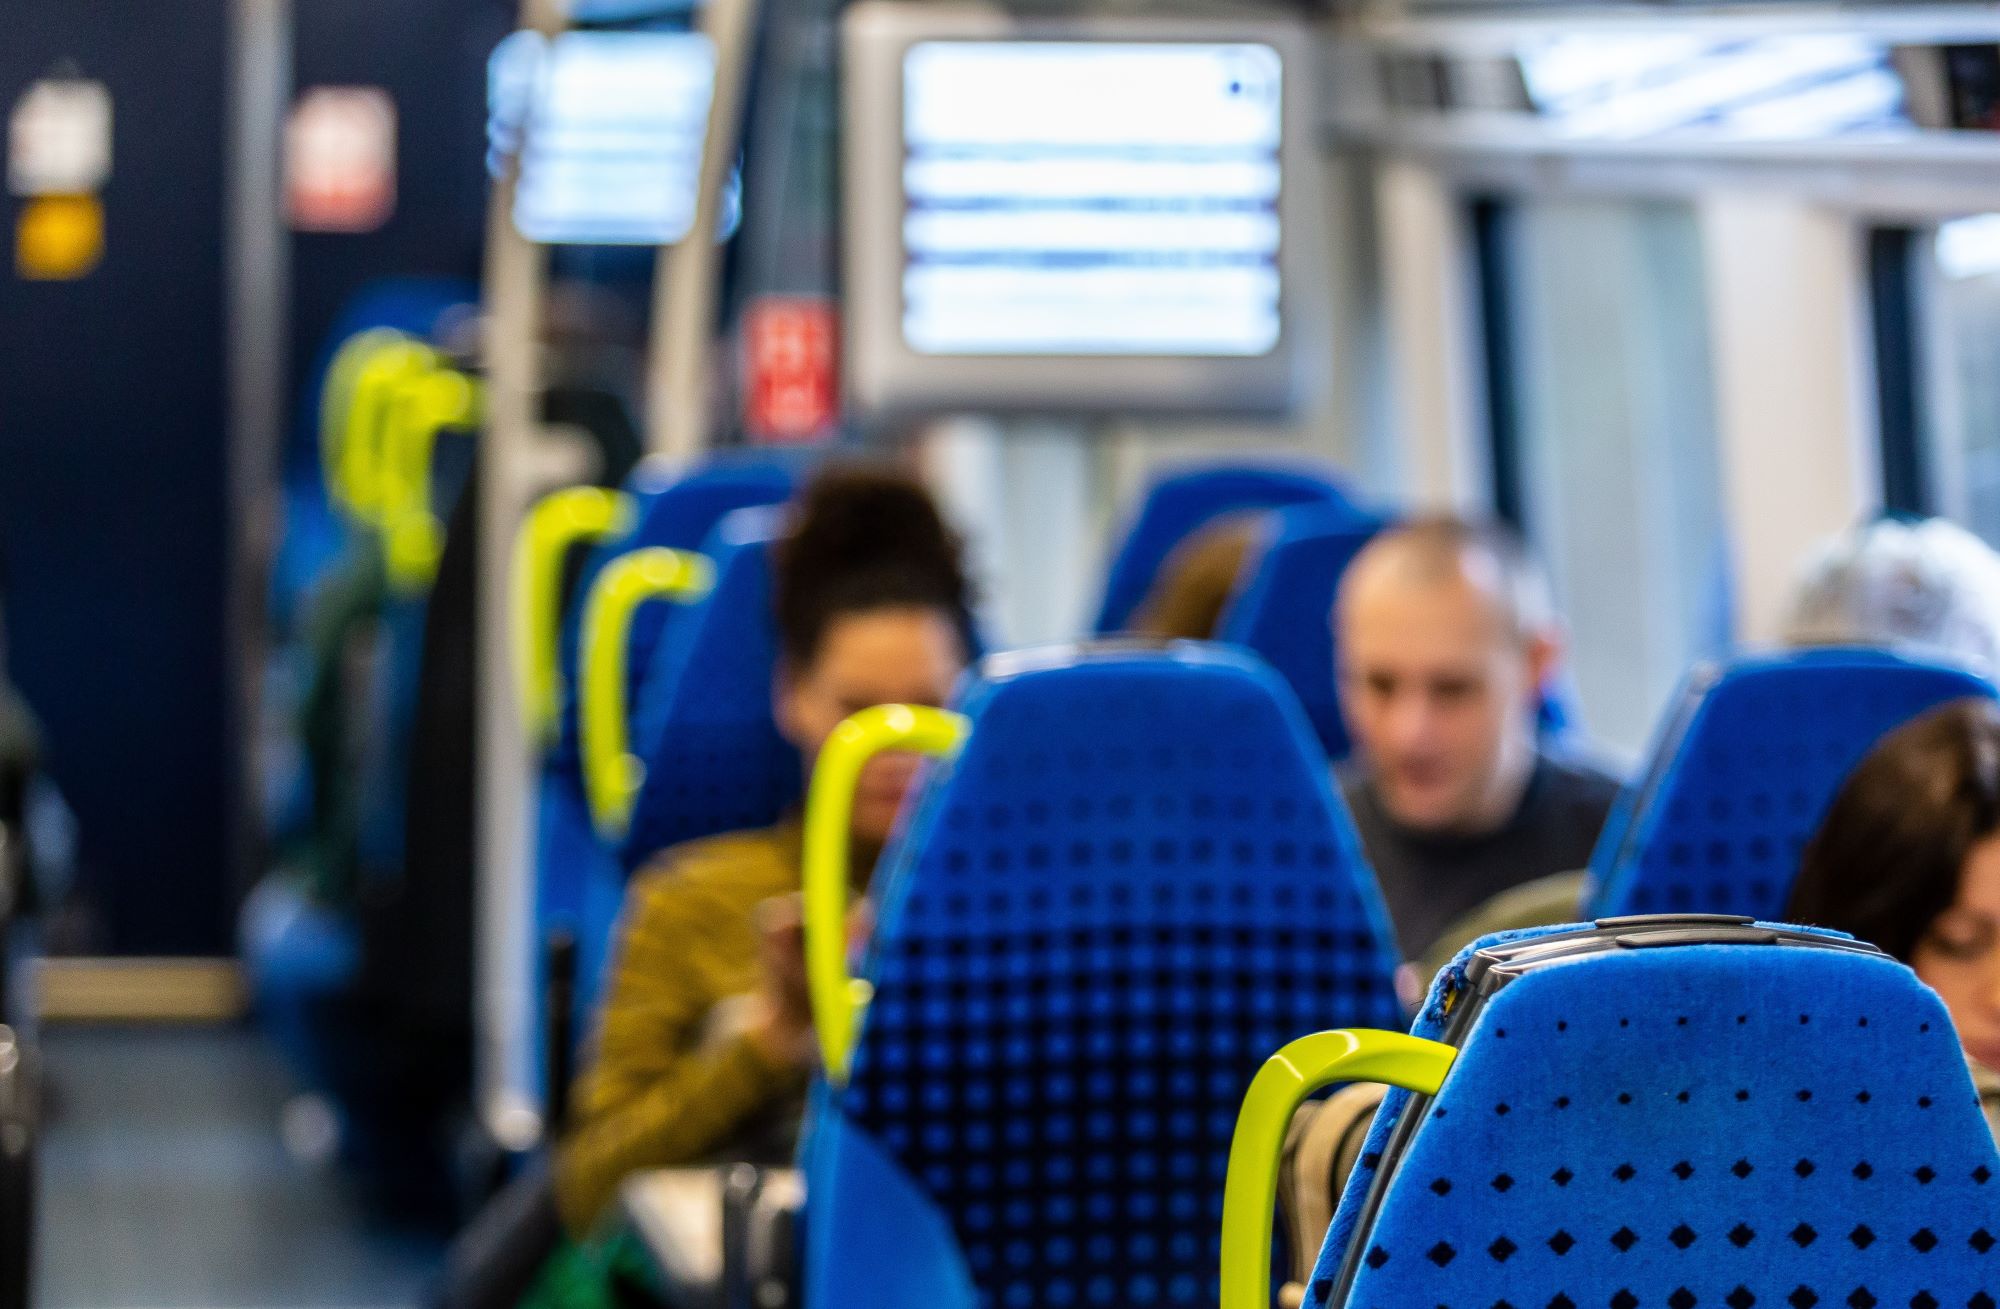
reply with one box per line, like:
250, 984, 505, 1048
580, 548, 716, 840
804, 704, 970, 1085
336, 339, 435, 522
380, 367, 482, 592
319, 328, 406, 508
1220, 1029, 1457, 1309
511, 487, 637, 749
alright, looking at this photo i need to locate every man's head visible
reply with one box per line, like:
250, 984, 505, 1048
1336, 516, 1563, 835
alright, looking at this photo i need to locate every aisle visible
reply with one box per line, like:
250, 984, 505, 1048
33, 1026, 442, 1309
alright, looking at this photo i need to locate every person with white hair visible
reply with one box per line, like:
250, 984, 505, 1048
1784, 515, 2000, 671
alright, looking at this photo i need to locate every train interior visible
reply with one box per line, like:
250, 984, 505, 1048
4, 0, 2000, 1305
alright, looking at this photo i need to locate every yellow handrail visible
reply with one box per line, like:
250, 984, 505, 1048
510, 487, 637, 750
802, 704, 970, 1084
333, 339, 435, 523
1219, 1029, 1457, 1309
579, 548, 716, 840
379, 367, 482, 592
319, 328, 405, 511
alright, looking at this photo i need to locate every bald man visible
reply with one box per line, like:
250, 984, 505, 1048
1335, 516, 1621, 960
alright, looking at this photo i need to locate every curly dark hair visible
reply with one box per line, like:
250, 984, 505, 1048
769, 464, 977, 668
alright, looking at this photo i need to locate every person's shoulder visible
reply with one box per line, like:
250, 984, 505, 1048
1538, 748, 1626, 814
628, 823, 802, 913
1332, 760, 1375, 812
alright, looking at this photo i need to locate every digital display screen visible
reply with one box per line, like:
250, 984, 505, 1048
899, 41, 1283, 357
511, 31, 715, 245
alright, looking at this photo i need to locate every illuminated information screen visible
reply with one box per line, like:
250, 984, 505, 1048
900, 42, 1283, 357
512, 31, 716, 246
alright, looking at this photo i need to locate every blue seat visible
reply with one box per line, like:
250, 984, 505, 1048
801, 644, 1406, 1308
1295, 923, 2000, 1309
1587, 648, 1999, 920
531, 464, 795, 1085
544, 509, 806, 1036
269, 279, 477, 634
1093, 465, 1351, 634
617, 508, 805, 873
1217, 504, 1387, 759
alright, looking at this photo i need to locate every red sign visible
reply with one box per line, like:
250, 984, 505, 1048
286, 87, 396, 234
743, 297, 839, 443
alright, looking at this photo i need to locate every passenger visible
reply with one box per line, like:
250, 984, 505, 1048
435, 466, 976, 1309
1333, 515, 1621, 964
1785, 514, 2000, 671
555, 464, 976, 1229
1785, 696, 2000, 1133
1126, 512, 1268, 641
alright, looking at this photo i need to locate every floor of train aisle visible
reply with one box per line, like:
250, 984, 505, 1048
33, 1026, 443, 1309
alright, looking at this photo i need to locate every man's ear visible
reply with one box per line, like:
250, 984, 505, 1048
1524, 626, 1565, 702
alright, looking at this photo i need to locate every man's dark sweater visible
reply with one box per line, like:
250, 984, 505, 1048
1339, 754, 1623, 959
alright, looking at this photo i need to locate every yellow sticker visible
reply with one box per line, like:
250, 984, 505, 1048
16, 193, 103, 280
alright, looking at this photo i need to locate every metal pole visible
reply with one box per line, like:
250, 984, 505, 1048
648, 0, 766, 457
474, 0, 565, 1151
224, 0, 293, 917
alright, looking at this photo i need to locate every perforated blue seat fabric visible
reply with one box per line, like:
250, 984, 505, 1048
1217, 504, 1386, 759
1306, 925, 2000, 1309
1587, 648, 1999, 921
801, 644, 1406, 1309
530, 463, 794, 1080
1092, 465, 1351, 634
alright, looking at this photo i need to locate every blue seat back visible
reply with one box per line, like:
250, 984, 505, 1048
532, 464, 795, 1082
618, 508, 804, 873
549, 457, 797, 774
1588, 648, 1999, 920
1093, 465, 1350, 634
1217, 504, 1386, 759
803, 644, 1405, 1309
272, 279, 477, 632
1311, 927, 2000, 1309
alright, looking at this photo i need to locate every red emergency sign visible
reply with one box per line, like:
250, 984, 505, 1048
742, 297, 839, 444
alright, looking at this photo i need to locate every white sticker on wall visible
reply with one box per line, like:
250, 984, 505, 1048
286, 86, 397, 233
8, 78, 113, 197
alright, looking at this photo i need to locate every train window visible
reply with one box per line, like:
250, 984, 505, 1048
1475, 196, 1734, 760
1883, 215, 2000, 547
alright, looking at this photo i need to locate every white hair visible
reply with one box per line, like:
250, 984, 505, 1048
1784, 517, 2000, 672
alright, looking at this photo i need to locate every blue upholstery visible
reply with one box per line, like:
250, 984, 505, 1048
1217, 504, 1386, 759
618, 508, 805, 872
1309, 925, 2000, 1309
1092, 465, 1350, 634
803, 644, 1406, 1308
1588, 648, 1999, 921
271, 279, 476, 633
552, 509, 805, 1037
531, 463, 794, 1079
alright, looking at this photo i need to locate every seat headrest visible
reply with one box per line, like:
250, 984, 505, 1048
1589, 648, 1999, 920
549, 460, 795, 768
1093, 464, 1351, 634
619, 507, 802, 871
1218, 504, 1386, 758
1328, 929, 2000, 1309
